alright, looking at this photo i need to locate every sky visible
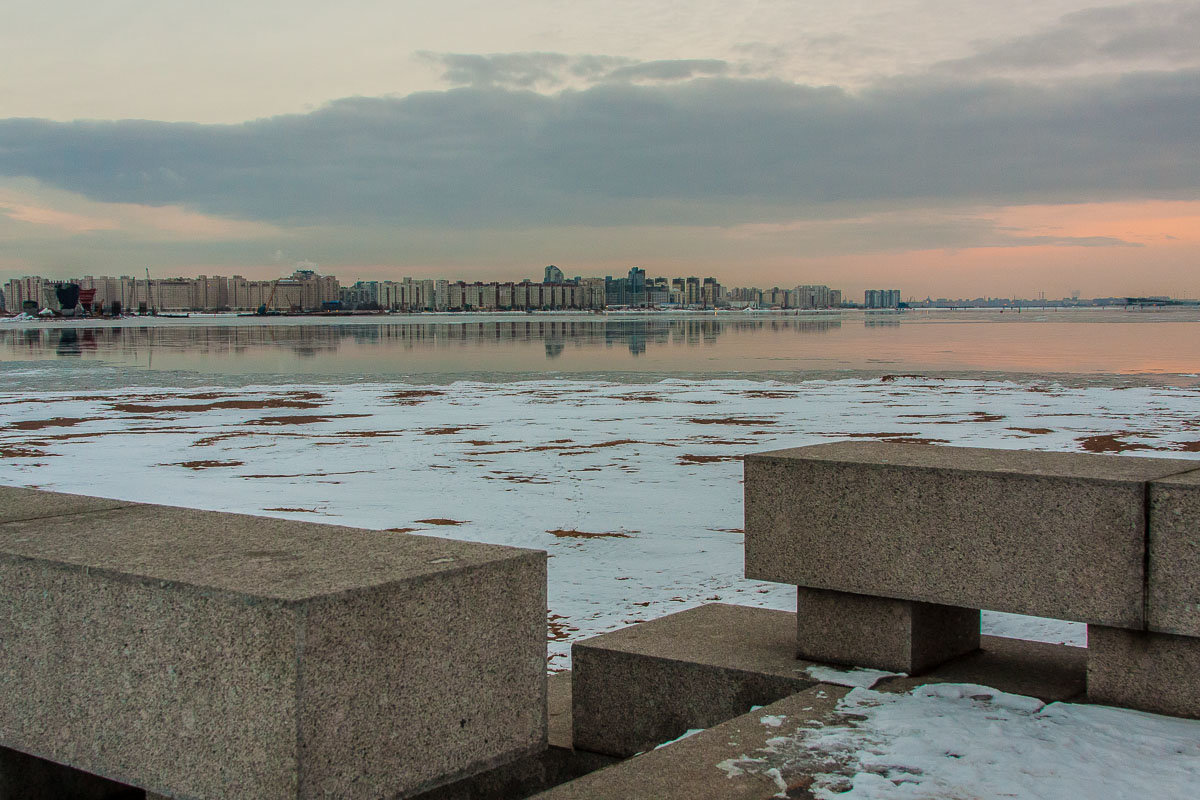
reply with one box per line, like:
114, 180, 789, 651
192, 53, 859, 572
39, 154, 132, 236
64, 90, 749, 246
1, 0, 1198, 298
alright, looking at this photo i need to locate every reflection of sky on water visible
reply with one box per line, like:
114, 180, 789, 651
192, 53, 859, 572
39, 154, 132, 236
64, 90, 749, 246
0, 317, 840, 373
2, 314, 1199, 385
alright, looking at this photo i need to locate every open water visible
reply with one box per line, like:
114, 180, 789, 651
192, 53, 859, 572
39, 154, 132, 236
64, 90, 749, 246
2, 307, 1199, 389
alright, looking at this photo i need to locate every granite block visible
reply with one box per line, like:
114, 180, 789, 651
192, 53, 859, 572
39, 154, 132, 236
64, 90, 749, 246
1087, 625, 1200, 718
796, 586, 979, 674
0, 501, 547, 799
745, 442, 1196, 627
538, 685, 853, 800
1148, 469, 1200, 636
571, 604, 817, 758
0, 485, 134, 524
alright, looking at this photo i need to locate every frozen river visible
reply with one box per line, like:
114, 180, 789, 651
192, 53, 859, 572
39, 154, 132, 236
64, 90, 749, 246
2, 310, 1199, 667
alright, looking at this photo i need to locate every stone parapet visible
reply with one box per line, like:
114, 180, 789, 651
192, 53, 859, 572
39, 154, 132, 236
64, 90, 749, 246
745, 441, 1196, 628
744, 442, 1200, 715
0, 488, 547, 799
1149, 470, 1200, 636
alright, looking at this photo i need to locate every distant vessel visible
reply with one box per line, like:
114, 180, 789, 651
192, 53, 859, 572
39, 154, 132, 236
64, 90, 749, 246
54, 282, 82, 317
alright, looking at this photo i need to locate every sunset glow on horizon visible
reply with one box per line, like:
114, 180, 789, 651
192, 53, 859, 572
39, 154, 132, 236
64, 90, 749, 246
2, 1, 1197, 297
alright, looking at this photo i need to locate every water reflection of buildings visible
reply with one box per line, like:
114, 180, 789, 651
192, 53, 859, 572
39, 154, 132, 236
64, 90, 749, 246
0, 316, 842, 362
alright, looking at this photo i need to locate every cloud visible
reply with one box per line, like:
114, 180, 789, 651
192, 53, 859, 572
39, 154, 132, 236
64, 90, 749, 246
418, 51, 736, 89
416, 52, 632, 90
604, 59, 730, 82
939, 1, 1200, 75
0, 180, 280, 240
0, 67, 1197, 233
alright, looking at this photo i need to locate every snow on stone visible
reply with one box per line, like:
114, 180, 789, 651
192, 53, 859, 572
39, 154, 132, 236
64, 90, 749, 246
653, 728, 705, 749
2, 376, 1198, 669
796, 684, 1200, 799
804, 665, 901, 689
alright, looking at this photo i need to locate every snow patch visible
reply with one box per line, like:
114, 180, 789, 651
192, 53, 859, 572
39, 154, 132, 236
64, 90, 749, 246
801, 684, 1200, 799
804, 665, 901, 689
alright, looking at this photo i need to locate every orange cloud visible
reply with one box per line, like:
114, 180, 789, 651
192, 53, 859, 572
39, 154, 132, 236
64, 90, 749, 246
0, 183, 280, 241
0, 202, 118, 233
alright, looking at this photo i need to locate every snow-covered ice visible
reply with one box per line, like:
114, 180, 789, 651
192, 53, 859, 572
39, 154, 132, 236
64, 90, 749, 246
796, 684, 1200, 799
2, 376, 1198, 668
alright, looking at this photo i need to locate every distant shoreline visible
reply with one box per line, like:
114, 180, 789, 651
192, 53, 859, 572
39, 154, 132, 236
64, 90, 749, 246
5, 305, 1200, 328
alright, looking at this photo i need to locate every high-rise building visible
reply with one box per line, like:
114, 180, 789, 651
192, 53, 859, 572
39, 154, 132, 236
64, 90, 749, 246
543, 265, 564, 284
865, 289, 901, 309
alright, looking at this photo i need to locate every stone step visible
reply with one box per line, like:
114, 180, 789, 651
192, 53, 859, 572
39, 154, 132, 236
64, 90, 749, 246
571, 603, 1086, 759
535, 684, 854, 800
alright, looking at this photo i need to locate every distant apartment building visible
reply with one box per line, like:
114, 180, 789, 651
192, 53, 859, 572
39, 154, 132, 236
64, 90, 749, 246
337, 276, 605, 312
5, 265, 846, 316
9, 269, 339, 313
3, 276, 48, 312
865, 289, 901, 309
725, 287, 762, 308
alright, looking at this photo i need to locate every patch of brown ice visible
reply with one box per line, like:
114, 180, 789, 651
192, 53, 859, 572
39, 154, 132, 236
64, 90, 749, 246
547, 528, 632, 539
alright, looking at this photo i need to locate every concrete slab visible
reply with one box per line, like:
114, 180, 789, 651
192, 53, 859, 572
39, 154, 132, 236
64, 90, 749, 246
1149, 469, 1200, 636
0, 485, 134, 525
536, 685, 853, 800
0, 501, 547, 800
797, 586, 980, 673
571, 604, 818, 758
745, 442, 1196, 627
1087, 625, 1200, 718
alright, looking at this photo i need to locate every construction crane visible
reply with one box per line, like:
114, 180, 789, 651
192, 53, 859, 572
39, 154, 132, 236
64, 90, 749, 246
145, 268, 157, 315
257, 278, 282, 315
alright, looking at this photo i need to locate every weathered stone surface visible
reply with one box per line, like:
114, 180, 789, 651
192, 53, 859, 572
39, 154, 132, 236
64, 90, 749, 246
1149, 470, 1200, 636
0, 485, 134, 525
745, 442, 1197, 627
0, 501, 547, 799
1087, 625, 1200, 718
411, 674, 617, 800
537, 685, 853, 800
571, 604, 817, 758
796, 586, 979, 674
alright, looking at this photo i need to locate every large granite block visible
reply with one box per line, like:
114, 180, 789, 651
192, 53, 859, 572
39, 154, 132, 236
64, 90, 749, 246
1087, 625, 1200, 718
796, 586, 979, 673
0, 485, 135, 524
0, 501, 547, 800
745, 442, 1196, 627
1149, 470, 1200, 636
538, 685, 854, 800
571, 604, 817, 758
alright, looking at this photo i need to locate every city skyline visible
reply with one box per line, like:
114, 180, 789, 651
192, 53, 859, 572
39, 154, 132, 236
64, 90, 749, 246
1, 2, 1198, 297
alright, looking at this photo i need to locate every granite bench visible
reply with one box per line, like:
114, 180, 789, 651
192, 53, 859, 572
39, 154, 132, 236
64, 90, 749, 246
0, 486, 547, 799
744, 441, 1200, 717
